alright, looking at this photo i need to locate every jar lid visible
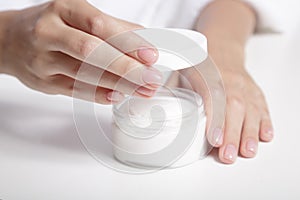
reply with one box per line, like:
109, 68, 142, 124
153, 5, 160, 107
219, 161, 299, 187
134, 28, 208, 71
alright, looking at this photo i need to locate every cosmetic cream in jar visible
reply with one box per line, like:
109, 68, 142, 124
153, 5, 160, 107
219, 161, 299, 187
112, 88, 207, 169
110, 28, 211, 169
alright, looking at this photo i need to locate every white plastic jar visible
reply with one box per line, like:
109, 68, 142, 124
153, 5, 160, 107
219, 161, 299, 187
111, 28, 209, 169
112, 88, 208, 168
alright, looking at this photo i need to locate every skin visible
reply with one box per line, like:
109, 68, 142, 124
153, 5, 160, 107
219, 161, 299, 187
0, 0, 162, 104
0, 0, 274, 164
193, 0, 274, 163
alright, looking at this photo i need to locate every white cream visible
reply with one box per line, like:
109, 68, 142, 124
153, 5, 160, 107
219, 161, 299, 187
112, 88, 207, 168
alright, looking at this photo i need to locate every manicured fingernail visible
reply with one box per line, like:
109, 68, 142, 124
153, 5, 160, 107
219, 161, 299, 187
224, 144, 237, 162
213, 128, 223, 146
266, 129, 274, 136
137, 48, 158, 64
106, 91, 124, 102
246, 139, 257, 155
142, 68, 163, 85
136, 87, 155, 97
263, 128, 274, 140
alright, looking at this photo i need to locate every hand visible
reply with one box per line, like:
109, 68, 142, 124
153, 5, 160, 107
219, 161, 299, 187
168, 60, 274, 164
215, 69, 274, 162
187, 0, 274, 164
168, 53, 273, 164
0, 0, 161, 104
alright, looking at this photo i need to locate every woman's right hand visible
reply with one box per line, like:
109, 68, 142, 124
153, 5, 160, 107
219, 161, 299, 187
0, 0, 161, 104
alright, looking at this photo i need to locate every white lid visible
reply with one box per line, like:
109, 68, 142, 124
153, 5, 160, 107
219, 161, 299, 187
134, 28, 208, 71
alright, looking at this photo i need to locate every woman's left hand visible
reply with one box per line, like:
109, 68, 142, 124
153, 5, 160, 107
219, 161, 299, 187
167, 58, 274, 164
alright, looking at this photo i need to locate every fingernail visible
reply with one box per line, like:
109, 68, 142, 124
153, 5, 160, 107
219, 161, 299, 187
142, 68, 163, 85
106, 91, 124, 102
136, 87, 155, 97
213, 128, 223, 146
137, 47, 158, 64
246, 139, 258, 155
266, 129, 274, 136
224, 144, 237, 162
263, 128, 274, 140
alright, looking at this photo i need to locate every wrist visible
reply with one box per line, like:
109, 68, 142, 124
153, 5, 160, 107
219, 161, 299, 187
205, 34, 246, 73
194, 0, 255, 73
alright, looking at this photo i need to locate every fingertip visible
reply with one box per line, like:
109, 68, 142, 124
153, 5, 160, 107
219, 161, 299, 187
260, 129, 274, 142
142, 67, 163, 86
240, 138, 258, 158
219, 144, 237, 164
137, 47, 158, 65
260, 118, 274, 142
207, 128, 224, 147
135, 86, 156, 97
106, 91, 125, 103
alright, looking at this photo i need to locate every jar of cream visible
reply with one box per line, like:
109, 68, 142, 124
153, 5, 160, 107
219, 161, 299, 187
112, 87, 207, 168
71, 28, 225, 172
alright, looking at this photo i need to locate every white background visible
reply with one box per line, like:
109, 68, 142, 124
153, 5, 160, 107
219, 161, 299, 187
1, 1, 300, 200
1, 26, 300, 200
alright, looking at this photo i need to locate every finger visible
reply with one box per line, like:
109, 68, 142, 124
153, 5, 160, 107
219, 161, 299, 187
165, 71, 180, 88
47, 52, 158, 97
46, 74, 124, 104
50, 26, 163, 88
56, 0, 140, 38
55, 0, 158, 64
219, 97, 245, 164
183, 61, 226, 148
240, 107, 260, 158
49, 23, 102, 60
260, 115, 274, 142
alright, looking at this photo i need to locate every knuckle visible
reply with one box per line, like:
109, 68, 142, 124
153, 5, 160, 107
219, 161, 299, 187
32, 18, 58, 46
88, 14, 105, 36
33, 17, 48, 39
49, 0, 66, 12
76, 39, 97, 58
228, 96, 245, 111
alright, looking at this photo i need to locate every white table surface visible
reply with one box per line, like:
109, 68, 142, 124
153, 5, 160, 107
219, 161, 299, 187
1, 30, 300, 200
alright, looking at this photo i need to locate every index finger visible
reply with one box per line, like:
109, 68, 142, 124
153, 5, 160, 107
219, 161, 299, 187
53, 0, 158, 65
181, 58, 226, 149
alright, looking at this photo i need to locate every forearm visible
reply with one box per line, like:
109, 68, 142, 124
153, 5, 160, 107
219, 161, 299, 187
195, 0, 256, 71
0, 11, 16, 74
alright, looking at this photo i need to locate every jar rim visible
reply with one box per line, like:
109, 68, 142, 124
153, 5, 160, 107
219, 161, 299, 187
113, 88, 204, 121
